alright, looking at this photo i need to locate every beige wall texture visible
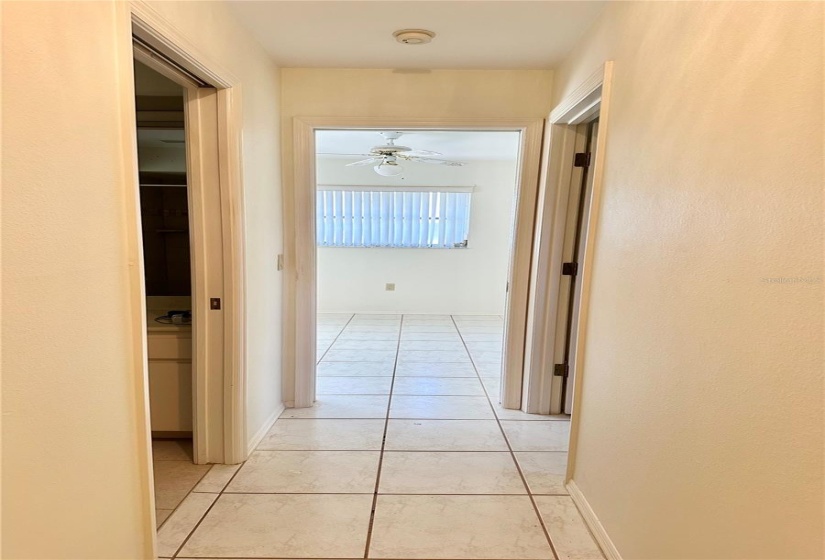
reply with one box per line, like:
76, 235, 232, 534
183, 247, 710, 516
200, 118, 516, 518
2, 1, 283, 557
555, 2, 824, 558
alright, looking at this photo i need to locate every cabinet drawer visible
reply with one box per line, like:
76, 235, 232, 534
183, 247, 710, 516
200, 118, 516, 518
147, 333, 192, 360
148, 361, 193, 432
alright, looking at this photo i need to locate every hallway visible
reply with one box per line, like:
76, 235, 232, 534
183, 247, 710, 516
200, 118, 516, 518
156, 314, 603, 559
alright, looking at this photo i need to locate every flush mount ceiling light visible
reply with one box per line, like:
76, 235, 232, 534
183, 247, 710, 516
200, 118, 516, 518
393, 29, 436, 45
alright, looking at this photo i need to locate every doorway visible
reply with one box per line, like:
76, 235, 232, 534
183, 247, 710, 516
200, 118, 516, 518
286, 119, 545, 412
313, 129, 522, 407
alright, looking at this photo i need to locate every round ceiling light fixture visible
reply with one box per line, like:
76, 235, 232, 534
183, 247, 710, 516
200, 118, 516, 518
374, 161, 404, 177
393, 29, 436, 45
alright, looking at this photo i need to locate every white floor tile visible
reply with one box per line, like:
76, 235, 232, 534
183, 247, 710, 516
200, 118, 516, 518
280, 395, 389, 419
323, 348, 397, 362
392, 376, 485, 396
153, 460, 212, 509
534, 496, 605, 559
461, 332, 506, 342
516, 452, 569, 495
470, 350, 503, 363
465, 341, 505, 352
369, 495, 553, 559
317, 376, 392, 395
156, 492, 218, 557
179, 494, 372, 559
390, 395, 495, 419
379, 452, 526, 494
258, 419, 386, 450
193, 464, 241, 493
227, 450, 380, 493
501, 420, 570, 451
397, 350, 470, 363
329, 339, 398, 351
385, 420, 508, 451
401, 331, 464, 342
402, 325, 458, 333
337, 331, 400, 341
457, 326, 504, 334
395, 362, 477, 377
399, 340, 467, 351
317, 361, 395, 376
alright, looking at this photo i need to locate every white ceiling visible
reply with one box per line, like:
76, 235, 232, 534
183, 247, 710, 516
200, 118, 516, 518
229, 1, 606, 69
316, 130, 521, 161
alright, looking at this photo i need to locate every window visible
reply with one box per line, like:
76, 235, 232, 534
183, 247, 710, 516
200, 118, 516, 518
316, 185, 473, 248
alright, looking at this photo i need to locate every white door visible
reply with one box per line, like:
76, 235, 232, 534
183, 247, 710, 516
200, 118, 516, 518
556, 119, 599, 414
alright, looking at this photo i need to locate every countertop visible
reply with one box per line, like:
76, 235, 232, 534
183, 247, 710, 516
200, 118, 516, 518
147, 309, 192, 333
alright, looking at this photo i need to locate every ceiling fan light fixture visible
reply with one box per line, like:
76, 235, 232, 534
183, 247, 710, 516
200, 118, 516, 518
393, 29, 435, 45
374, 161, 404, 176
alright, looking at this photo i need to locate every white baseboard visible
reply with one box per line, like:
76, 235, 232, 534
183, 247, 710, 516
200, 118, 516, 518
566, 480, 622, 560
246, 404, 283, 456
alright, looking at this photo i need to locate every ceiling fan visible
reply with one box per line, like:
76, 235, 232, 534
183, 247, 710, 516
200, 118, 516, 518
319, 131, 466, 176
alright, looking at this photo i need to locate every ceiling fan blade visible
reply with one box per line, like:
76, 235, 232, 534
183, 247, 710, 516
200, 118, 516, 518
404, 149, 443, 157
318, 152, 374, 157
401, 156, 466, 166
345, 157, 382, 167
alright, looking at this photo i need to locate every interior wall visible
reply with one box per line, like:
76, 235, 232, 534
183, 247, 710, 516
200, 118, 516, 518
316, 157, 518, 315
1, 1, 283, 557
2, 2, 150, 557
554, 2, 824, 558
144, 0, 285, 450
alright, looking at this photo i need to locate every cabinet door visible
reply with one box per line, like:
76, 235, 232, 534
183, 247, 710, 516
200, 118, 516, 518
148, 361, 193, 432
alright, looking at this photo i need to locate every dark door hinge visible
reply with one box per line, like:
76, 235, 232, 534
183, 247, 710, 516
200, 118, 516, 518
554, 363, 569, 378
210, 297, 222, 310
562, 262, 578, 276
574, 152, 591, 168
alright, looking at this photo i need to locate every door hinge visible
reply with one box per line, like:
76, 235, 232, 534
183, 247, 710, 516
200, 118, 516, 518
562, 262, 578, 276
574, 152, 591, 168
554, 363, 569, 378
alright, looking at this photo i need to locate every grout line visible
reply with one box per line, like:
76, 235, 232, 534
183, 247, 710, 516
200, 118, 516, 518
362, 314, 403, 558
450, 314, 561, 560
154, 455, 215, 532
170, 458, 247, 559
316, 313, 356, 364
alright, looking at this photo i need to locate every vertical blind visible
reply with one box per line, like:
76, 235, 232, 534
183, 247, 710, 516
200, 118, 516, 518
316, 186, 473, 248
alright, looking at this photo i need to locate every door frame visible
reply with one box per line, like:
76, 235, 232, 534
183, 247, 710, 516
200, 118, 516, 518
285, 117, 544, 409
523, 62, 614, 417
125, 2, 248, 463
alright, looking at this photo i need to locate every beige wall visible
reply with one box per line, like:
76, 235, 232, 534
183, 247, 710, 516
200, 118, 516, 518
1, 1, 283, 557
554, 2, 824, 558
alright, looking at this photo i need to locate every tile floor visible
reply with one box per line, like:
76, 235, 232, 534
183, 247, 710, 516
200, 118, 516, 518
156, 314, 603, 559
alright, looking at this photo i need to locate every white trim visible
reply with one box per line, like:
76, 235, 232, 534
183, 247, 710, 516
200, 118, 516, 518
287, 117, 544, 410
129, 1, 237, 88
523, 62, 613, 416
246, 405, 284, 457
566, 480, 622, 560
317, 184, 476, 193
114, 4, 156, 556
